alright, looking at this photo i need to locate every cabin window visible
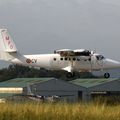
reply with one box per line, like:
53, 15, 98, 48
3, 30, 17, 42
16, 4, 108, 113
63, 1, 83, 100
73, 58, 76, 61
65, 58, 68, 61
69, 58, 71, 61
77, 58, 80, 61
60, 58, 63, 60
54, 58, 56, 61
88, 58, 91, 61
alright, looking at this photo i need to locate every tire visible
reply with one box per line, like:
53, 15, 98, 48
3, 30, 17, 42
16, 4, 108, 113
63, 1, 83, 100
66, 72, 75, 78
104, 73, 110, 79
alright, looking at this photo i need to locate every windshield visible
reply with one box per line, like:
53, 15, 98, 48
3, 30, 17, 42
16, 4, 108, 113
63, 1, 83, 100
96, 55, 105, 60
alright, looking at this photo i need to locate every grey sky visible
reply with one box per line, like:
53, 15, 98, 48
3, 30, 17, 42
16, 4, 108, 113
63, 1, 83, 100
0, 0, 120, 68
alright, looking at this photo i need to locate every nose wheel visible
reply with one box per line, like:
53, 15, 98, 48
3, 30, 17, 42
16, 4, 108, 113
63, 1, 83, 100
104, 73, 110, 78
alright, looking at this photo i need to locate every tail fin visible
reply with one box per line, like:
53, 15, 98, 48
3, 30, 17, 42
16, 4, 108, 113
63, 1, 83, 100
0, 29, 17, 53
0, 29, 20, 61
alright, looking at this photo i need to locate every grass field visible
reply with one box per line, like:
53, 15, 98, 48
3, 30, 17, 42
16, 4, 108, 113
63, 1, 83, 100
0, 102, 120, 120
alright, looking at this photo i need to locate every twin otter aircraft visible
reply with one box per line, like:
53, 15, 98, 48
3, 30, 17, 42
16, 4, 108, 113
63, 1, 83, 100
0, 29, 120, 78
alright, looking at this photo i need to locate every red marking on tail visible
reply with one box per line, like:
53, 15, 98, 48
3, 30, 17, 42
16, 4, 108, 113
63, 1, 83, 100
5, 36, 14, 49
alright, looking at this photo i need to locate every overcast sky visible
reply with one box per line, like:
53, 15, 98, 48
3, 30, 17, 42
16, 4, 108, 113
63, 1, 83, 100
0, 0, 120, 68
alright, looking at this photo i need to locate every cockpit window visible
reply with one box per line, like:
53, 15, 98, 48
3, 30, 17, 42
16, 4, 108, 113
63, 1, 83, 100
96, 55, 105, 60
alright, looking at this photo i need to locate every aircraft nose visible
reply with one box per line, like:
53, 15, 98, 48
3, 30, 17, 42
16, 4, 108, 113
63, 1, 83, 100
104, 59, 120, 69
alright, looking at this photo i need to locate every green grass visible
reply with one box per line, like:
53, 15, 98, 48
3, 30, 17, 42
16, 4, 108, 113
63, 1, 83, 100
0, 102, 120, 120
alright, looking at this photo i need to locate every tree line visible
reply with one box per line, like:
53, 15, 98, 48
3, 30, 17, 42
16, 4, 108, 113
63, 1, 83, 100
0, 64, 97, 81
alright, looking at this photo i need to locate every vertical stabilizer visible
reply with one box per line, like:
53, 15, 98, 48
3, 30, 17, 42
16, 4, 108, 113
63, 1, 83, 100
0, 29, 17, 52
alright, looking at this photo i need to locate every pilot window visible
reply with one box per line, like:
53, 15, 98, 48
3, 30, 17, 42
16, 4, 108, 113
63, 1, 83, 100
96, 55, 105, 60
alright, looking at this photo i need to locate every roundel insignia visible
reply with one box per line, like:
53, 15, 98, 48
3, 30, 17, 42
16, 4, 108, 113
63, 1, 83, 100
26, 59, 32, 64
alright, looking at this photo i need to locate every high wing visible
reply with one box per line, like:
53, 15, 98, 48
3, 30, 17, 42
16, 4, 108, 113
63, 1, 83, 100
54, 49, 74, 56
54, 49, 92, 57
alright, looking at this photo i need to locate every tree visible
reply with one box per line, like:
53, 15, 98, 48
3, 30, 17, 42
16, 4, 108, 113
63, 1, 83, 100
0, 64, 98, 81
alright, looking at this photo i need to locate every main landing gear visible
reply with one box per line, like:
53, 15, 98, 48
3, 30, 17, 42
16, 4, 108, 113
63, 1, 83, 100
104, 73, 110, 79
66, 72, 75, 78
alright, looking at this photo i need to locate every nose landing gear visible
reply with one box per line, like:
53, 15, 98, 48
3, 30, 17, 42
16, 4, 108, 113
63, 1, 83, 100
104, 73, 110, 78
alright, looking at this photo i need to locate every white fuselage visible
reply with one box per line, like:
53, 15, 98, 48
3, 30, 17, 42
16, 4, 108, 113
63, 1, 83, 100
11, 53, 120, 72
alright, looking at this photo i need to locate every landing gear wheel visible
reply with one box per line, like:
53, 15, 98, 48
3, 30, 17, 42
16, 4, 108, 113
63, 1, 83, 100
104, 73, 110, 79
66, 72, 75, 78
